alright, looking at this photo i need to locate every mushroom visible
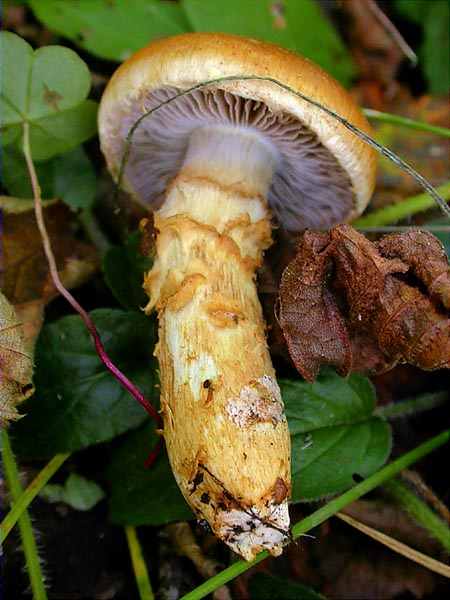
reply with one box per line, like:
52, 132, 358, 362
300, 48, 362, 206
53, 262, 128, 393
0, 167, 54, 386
98, 33, 376, 560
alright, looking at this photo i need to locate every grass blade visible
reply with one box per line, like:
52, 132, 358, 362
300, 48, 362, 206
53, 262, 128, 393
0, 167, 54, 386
353, 181, 450, 227
125, 526, 154, 600
1, 430, 48, 600
364, 109, 450, 138
1, 452, 70, 544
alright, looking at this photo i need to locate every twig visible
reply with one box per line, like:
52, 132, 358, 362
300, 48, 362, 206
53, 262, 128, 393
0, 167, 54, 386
22, 122, 161, 428
336, 511, 450, 577
1, 452, 70, 544
1, 430, 48, 600
365, 0, 417, 65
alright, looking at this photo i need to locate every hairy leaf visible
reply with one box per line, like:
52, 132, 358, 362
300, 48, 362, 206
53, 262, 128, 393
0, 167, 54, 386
29, 0, 190, 61
183, 0, 355, 84
11, 309, 158, 456
0, 31, 97, 160
0, 291, 34, 427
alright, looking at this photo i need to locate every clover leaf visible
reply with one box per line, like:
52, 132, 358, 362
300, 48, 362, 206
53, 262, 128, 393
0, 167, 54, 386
0, 31, 98, 160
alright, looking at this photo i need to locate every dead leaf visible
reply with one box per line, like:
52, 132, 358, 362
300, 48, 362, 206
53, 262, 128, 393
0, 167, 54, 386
1, 198, 98, 307
1, 197, 99, 356
278, 225, 450, 378
278, 230, 351, 382
377, 229, 450, 309
0, 291, 33, 426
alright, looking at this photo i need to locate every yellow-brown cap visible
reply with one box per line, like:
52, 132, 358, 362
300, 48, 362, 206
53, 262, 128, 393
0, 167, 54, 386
99, 32, 376, 225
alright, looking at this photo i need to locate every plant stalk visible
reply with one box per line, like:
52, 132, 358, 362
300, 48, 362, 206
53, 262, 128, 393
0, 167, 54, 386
1, 430, 48, 600
376, 392, 448, 420
125, 526, 155, 600
364, 109, 450, 138
1, 452, 70, 544
353, 181, 450, 227
383, 478, 450, 552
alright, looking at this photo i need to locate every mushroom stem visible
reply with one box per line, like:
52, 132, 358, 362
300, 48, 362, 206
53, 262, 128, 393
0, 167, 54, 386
144, 127, 291, 560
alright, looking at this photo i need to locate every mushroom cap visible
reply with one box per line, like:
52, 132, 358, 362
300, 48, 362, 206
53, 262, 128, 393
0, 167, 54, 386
99, 32, 377, 229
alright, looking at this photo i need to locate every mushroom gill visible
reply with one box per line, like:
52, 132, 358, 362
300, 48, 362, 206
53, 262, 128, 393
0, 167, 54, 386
118, 87, 355, 231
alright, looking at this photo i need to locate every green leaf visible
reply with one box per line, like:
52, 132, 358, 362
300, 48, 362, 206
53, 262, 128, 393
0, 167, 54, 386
182, 0, 355, 85
421, 0, 450, 94
283, 371, 392, 502
2, 146, 96, 209
40, 473, 105, 511
29, 0, 191, 62
107, 422, 193, 526
11, 309, 158, 456
249, 573, 326, 600
0, 31, 98, 159
103, 232, 153, 311
394, 0, 450, 94
52, 146, 97, 209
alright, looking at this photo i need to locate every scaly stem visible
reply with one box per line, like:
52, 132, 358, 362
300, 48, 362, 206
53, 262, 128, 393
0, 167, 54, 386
353, 181, 450, 227
383, 478, 450, 552
1, 430, 48, 600
180, 428, 450, 600
1, 452, 70, 544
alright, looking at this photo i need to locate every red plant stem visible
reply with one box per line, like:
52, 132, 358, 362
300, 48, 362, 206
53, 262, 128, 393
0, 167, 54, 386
22, 122, 162, 428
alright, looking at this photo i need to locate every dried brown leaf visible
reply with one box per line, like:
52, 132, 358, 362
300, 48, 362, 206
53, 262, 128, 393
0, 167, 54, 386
0, 291, 33, 426
1, 198, 98, 306
279, 225, 450, 378
377, 229, 450, 309
278, 231, 351, 382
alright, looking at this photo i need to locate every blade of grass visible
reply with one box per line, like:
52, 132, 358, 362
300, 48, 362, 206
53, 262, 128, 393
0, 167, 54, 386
353, 181, 450, 227
364, 109, 450, 138
180, 428, 450, 600
1, 429, 48, 600
383, 478, 450, 552
125, 526, 155, 600
1, 452, 70, 544
336, 511, 450, 578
